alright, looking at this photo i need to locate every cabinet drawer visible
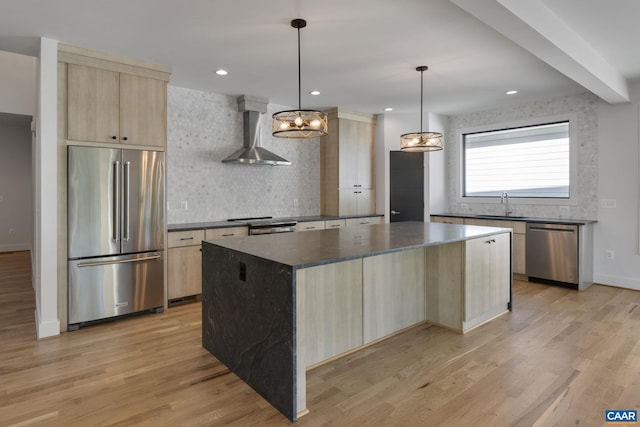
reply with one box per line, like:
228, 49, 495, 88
464, 218, 525, 234
168, 229, 205, 248
325, 219, 346, 229
346, 216, 382, 227
297, 221, 326, 232
205, 226, 248, 240
431, 216, 464, 225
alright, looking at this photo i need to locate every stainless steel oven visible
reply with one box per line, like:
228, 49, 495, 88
227, 217, 297, 235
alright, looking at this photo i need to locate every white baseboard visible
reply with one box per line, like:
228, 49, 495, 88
593, 273, 640, 291
0, 243, 31, 253
35, 310, 60, 339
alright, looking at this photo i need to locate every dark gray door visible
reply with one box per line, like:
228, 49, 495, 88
390, 151, 424, 222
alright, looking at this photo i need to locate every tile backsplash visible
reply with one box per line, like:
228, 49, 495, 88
166, 86, 320, 224
446, 92, 598, 220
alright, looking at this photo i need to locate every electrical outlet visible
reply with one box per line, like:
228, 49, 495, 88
8, 228, 15, 235
460, 203, 468, 210
605, 249, 614, 260
559, 206, 570, 214
600, 199, 617, 209
180, 201, 188, 211
293, 199, 298, 208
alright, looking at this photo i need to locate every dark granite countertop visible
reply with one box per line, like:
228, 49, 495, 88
203, 221, 510, 269
167, 214, 384, 232
431, 213, 597, 226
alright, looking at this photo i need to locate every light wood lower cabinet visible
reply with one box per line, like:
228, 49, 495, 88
168, 226, 248, 302
296, 259, 363, 367
168, 245, 202, 300
362, 249, 426, 343
296, 221, 326, 232
432, 216, 526, 275
167, 229, 204, 301
345, 216, 382, 227
324, 219, 346, 229
425, 232, 511, 332
430, 216, 464, 225
464, 232, 510, 330
463, 218, 525, 275
205, 226, 248, 240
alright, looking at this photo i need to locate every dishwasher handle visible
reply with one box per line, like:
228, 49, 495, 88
528, 226, 576, 233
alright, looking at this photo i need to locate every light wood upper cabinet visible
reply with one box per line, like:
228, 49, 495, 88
61, 45, 170, 148
119, 73, 167, 146
337, 119, 374, 189
321, 108, 376, 216
67, 64, 120, 143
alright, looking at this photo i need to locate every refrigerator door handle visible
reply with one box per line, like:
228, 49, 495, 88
123, 161, 131, 241
77, 254, 161, 268
113, 161, 121, 242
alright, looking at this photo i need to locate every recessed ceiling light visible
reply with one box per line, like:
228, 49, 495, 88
215, 69, 228, 76
384, 107, 393, 112
505, 90, 518, 95
309, 90, 321, 96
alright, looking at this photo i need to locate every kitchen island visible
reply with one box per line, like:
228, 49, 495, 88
201, 221, 512, 422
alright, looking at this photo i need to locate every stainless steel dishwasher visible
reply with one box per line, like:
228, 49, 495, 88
526, 223, 578, 287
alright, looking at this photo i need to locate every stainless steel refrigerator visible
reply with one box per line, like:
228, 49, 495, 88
67, 146, 165, 330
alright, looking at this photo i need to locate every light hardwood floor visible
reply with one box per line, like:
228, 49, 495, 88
1, 250, 639, 426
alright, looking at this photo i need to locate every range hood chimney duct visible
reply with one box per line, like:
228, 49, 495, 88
222, 95, 291, 166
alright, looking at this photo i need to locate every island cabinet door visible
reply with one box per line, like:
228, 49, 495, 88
295, 259, 363, 368
464, 232, 510, 330
362, 248, 426, 344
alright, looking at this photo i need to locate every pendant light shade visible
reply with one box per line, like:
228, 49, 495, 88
272, 19, 328, 138
400, 66, 443, 152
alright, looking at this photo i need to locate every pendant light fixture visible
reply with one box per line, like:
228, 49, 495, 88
272, 18, 328, 138
400, 66, 443, 152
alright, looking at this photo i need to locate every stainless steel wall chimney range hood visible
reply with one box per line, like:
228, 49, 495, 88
222, 95, 291, 166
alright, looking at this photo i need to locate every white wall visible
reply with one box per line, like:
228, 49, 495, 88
34, 37, 59, 339
0, 50, 36, 116
377, 112, 418, 221
0, 115, 33, 252
376, 112, 447, 221
0, 49, 36, 252
427, 112, 447, 215
595, 83, 640, 290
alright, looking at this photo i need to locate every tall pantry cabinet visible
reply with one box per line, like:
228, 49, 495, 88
321, 108, 377, 216
57, 43, 170, 331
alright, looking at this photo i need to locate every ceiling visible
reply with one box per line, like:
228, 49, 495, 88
0, 0, 637, 116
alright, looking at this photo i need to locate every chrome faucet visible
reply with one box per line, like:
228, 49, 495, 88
500, 192, 513, 216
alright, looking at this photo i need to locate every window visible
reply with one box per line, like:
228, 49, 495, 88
463, 121, 570, 198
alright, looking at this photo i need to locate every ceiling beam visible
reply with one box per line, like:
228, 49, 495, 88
450, 0, 630, 103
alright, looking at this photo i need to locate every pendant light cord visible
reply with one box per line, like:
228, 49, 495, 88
420, 68, 423, 134
297, 25, 302, 111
